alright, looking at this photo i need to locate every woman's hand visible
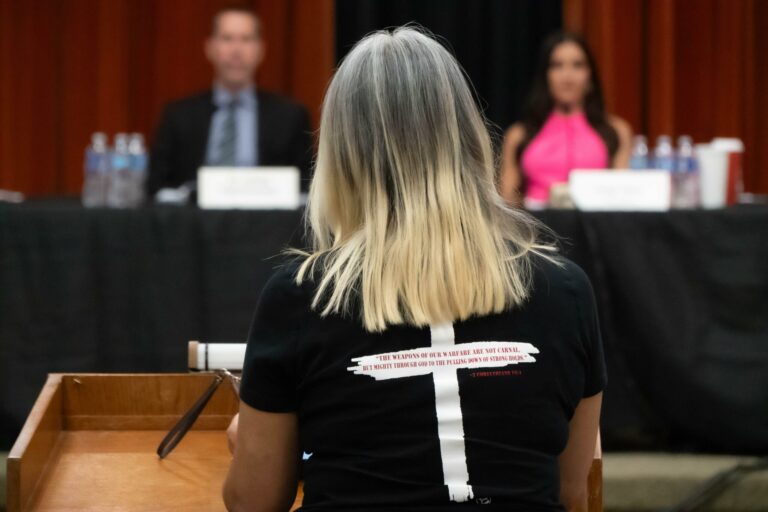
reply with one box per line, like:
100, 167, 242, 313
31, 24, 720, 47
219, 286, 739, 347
227, 413, 239, 454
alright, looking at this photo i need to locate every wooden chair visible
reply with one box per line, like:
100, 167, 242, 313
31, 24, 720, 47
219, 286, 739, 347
589, 433, 603, 512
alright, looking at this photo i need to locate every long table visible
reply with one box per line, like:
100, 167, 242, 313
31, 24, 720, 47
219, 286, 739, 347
1, 200, 766, 453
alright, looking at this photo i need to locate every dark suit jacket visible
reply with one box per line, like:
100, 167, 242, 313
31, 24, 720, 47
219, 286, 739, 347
148, 90, 313, 195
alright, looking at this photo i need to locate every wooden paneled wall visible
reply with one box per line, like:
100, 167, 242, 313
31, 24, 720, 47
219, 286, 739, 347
565, 0, 768, 193
0, 0, 335, 197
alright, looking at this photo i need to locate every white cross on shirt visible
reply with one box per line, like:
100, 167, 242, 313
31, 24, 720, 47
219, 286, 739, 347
347, 323, 540, 502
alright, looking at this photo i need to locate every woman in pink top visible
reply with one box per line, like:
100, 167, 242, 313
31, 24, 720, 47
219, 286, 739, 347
500, 33, 633, 208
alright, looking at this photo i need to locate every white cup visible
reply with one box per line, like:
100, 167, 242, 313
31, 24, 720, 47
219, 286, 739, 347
696, 144, 729, 209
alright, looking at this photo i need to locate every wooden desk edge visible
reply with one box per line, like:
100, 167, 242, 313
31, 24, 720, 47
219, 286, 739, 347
7, 374, 64, 512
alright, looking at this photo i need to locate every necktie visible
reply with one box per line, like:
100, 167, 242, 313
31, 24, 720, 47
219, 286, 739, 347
217, 100, 238, 166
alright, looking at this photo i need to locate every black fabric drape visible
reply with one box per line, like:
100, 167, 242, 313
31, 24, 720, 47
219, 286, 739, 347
0, 202, 304, 448
335, 0, 563, 135
1, 202, 767, 454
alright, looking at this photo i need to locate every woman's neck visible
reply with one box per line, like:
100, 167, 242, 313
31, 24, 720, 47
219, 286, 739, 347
553, 103, 584, 116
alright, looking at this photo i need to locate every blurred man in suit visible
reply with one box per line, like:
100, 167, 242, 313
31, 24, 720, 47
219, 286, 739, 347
148, 6, 313, 196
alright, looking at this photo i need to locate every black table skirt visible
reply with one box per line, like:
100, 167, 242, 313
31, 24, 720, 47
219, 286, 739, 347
1, 200, 766, 454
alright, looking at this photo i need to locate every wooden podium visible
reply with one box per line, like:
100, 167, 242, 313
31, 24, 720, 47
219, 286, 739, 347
7, 373, 601, 511
7, 374, 246, 512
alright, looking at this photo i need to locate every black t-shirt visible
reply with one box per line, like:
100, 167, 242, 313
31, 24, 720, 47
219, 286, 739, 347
240, 255, 607, 511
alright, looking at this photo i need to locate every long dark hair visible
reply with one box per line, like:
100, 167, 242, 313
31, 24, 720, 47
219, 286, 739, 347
516, 32, 618, 165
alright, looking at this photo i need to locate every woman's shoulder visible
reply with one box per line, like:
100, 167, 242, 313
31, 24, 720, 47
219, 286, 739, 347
529, 252, 594, 303
256, 255, 314, 311
607, 114, 632, 139
504, 123, 527, 146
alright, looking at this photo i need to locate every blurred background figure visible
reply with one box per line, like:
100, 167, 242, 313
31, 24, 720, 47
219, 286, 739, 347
499, 33, 633, 208
147, 5, 313, 197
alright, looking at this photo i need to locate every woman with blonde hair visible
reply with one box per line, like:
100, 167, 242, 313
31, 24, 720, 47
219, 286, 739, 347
224, 26, 605, 512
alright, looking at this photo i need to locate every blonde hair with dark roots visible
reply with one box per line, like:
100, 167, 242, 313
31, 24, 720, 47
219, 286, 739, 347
293, 26, 556, 332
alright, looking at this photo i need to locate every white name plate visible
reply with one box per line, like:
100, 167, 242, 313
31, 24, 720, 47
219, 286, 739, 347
569, 170, 671, 211
197, 166, 300, 209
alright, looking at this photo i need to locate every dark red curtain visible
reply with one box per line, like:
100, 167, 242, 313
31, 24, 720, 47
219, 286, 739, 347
0, 0, 335, 197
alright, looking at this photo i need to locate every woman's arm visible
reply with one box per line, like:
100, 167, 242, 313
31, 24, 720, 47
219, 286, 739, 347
223, 402, 300, 512
609, 116, 634, 169
558, 392, 603, 512
499, 124, 526, 206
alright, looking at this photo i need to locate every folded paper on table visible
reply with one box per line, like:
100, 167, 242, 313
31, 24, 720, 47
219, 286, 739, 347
569, 169, 671, 211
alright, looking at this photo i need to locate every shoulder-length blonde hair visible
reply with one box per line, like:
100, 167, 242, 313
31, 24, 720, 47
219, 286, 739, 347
295, 26, 554, 332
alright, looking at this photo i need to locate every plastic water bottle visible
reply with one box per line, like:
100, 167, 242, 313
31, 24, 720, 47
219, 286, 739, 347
106, 133, 132, 207
653, 135, 675, 171
676, 135, 697, 172
128, 133, 148, 206
673, 135, 700, 208
82, 132, 110, 207
629, 135, 649, 170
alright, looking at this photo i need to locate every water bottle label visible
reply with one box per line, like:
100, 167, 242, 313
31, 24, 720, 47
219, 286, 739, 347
131, 154, 148, 172
112, 154, 130, 170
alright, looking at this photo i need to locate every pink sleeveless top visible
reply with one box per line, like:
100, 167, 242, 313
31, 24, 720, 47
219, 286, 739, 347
521, 111, 609, 204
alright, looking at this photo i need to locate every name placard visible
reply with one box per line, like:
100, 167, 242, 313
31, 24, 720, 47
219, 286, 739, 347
197, 166, 300, 210
569, 170, 671, 211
